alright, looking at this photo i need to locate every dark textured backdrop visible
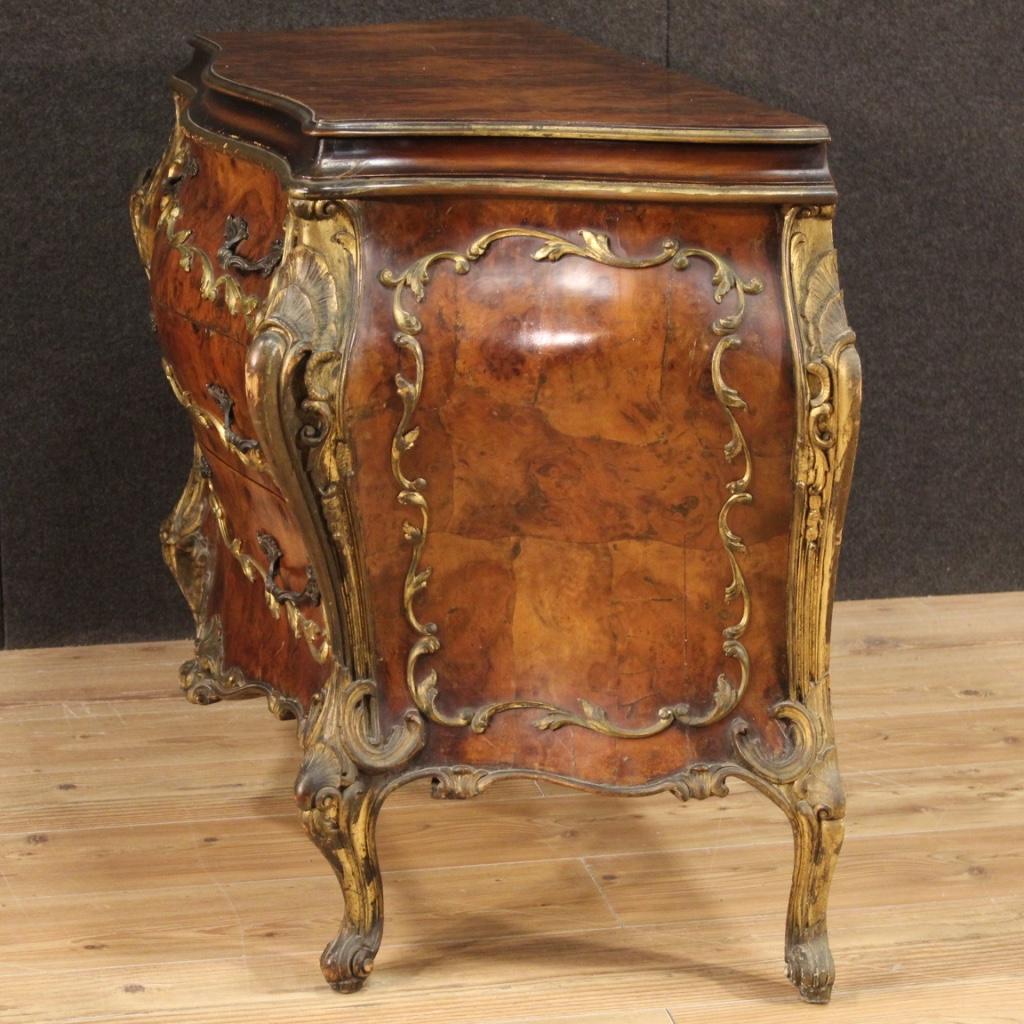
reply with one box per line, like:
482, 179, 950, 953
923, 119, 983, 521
1, 2, 1021, 648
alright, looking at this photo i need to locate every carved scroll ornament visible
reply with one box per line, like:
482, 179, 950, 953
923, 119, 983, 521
380, 228, 762, 738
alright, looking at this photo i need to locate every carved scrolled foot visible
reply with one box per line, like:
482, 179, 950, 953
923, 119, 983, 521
180, 667, 223, 705
295, 717, 387, 993
786, 930, 835, 1004
321, 929, 381, 992
180, 649, 224, 705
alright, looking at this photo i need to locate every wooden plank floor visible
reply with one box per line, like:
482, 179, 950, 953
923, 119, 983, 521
0, 592, 1022, 1023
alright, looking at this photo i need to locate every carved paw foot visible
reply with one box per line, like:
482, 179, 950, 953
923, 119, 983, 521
321, 932, 377, 993
786, 935, 835, 1004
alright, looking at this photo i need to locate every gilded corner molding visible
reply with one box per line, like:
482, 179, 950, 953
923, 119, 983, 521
129, 97, 194, 274
246, 198, 426, 773
782, 204, 861, 706
159, 445, 214, 625
379, 228, 762, 738
771, 202, 859, 1003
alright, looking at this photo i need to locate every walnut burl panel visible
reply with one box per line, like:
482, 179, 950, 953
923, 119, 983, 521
350, 197, 794, 782
132, 19, 861, 1005
148, 130, 286, 341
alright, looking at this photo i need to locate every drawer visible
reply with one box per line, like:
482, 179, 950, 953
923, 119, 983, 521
154, 302, 270, 482
149, 131, 287, 341
201, 443, 330, 668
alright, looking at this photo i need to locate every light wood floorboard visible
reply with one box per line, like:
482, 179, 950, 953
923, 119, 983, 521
0, 592, 1021, 1022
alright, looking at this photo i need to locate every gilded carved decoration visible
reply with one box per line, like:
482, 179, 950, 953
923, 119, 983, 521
205, 483, 330, 664
245, 200, 426, 775
380, 228, 762, 738
182, 613, 305, 722
293, 682, 386, 991
158, 446, 306, 720
162, 360, 267, 470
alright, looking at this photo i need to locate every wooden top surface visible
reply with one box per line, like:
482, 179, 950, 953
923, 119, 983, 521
189, 19, 827, 143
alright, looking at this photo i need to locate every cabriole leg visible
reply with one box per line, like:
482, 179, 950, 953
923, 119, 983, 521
295, 760, 386, 992
782, 757, 845, 1004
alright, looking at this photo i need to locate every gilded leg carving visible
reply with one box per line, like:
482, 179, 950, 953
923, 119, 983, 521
731, 699, 844, 1002
295, 720, 387, 992
781, 752, 845, 1003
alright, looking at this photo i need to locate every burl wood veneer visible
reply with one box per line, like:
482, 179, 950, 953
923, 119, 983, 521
130, 19, 861, 1003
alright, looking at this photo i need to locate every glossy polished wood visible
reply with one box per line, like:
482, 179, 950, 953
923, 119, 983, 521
173, 21, 835, 198
349, 197, 794, 782
203, 452, 330, 708
190, 19, 826, 139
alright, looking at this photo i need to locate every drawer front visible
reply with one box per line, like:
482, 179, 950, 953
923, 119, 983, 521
153, 302, 270, 483
148, 129, 287, 341
201, 444, 331, 676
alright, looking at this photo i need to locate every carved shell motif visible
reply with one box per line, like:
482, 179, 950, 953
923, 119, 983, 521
262, 244, 339, 346
799, 250, 854, 357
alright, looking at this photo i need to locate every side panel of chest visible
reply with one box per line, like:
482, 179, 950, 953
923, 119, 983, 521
346, 197, 797, 783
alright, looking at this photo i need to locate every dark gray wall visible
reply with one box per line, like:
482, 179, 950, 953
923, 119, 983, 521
0, 2, 1020, 648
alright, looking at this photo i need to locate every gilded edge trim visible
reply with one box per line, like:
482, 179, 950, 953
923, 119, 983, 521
174, 89, 836, 206
394, 696, 823, 802
307, 178, 838, 204
379, 228, 761, 738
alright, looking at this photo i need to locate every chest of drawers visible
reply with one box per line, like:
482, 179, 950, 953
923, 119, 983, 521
131, 19, 860, 1002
